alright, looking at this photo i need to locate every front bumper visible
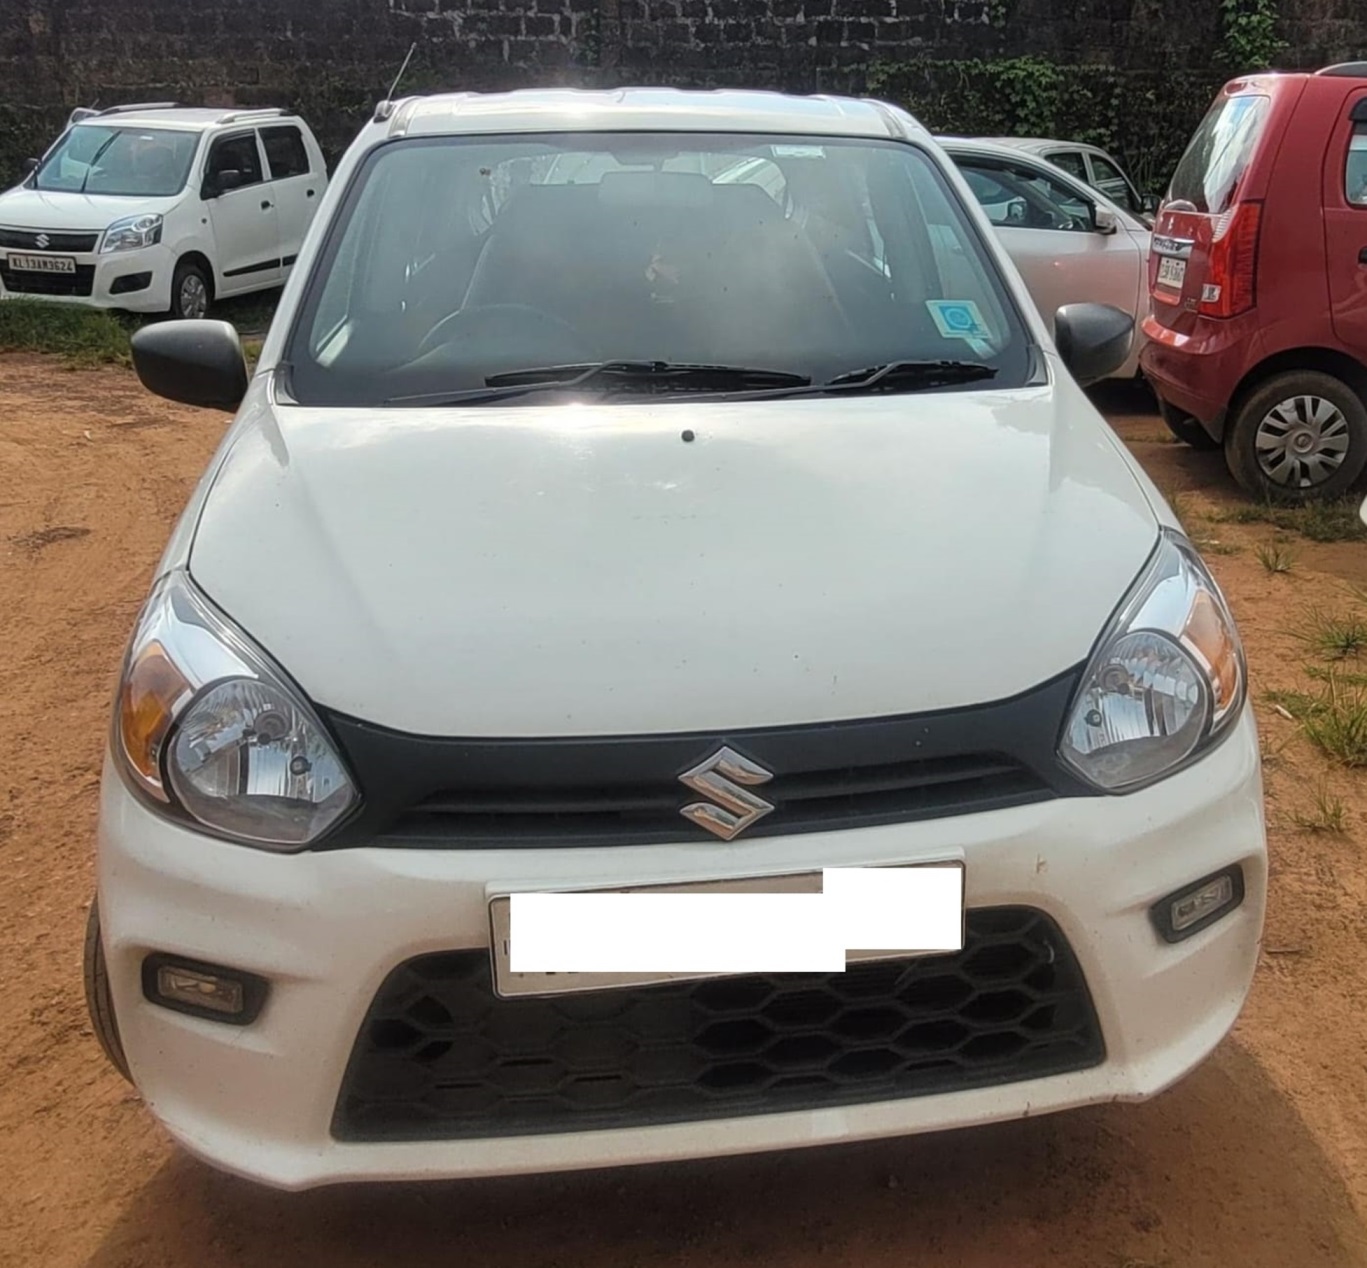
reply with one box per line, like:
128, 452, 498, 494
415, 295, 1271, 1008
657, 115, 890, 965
96, 708, 1266, 1190
0, 242, 174, 313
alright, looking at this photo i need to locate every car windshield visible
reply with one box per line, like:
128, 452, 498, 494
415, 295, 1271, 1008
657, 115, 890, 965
1166, 93, 1270, 216
286, 132, 1031, 406
33, 124, 199, 197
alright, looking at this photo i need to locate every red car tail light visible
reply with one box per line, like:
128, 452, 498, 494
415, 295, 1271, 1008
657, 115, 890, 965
1199, 201, 1263, 318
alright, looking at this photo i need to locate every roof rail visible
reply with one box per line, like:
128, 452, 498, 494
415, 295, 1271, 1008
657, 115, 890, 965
217, 107, 288, 124
99, 101, 184, 115
1317, 61, 1367, 78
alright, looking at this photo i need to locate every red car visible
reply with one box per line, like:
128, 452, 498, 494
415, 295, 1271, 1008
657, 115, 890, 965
1142, 62, 1367, 502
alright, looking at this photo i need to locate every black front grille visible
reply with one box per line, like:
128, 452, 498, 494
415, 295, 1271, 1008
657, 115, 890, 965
0, 227, 100, 252
333, 907, 1104, 1143
0, 262, 95, 296
319, 669, 1086, 849
393, 753, 1048, 846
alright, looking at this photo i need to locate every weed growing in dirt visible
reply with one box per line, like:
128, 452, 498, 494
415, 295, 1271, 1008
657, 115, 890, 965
1299, 608, 1367, 660
1268, 677, 1367, 766
0, 300, 130, 367
1212, 498, 1367, 542
1256, 542, 1296, 574
1290, 780, 1348, 834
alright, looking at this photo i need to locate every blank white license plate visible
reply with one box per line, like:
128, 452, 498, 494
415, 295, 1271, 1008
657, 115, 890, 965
488, 863, 965, 998
6, 254, 76, 273
1156, 256, 1186, 290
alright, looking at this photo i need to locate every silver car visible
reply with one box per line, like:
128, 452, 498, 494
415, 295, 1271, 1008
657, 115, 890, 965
939, 138, 1153, 380
984, 137, 1156, 226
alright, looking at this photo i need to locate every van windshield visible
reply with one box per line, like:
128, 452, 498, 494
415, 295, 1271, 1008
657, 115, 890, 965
33, 125, 199, 198
1166, 93, 1270, 216
284, 132, 1032, 406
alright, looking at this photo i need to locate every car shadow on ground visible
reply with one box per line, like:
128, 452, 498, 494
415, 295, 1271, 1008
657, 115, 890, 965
86, 1041, 1365, 1268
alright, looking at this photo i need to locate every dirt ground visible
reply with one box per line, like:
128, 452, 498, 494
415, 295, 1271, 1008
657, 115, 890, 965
2, 355, 1367, 1268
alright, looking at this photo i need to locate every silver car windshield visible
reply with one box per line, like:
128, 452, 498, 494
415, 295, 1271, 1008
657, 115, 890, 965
285, 132, 1032, 406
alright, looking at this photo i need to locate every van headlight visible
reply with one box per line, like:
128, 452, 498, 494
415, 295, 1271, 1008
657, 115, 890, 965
113, 570, 357, 848
1059, 530, 1246, 792
101, 213, 163, 253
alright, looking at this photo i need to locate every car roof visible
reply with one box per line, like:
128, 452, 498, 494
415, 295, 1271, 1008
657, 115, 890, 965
73, 106, 296, 132
979, 137, 1113, 156
386, 88, 929, 141
937, 136, 1056, 161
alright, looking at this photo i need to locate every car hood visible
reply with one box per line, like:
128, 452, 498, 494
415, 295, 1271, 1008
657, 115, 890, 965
187, 382, 1160, 737
0, 185, 180, 229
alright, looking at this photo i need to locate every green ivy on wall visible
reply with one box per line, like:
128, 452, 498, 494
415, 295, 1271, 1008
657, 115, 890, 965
1218, 0, 1285, 72
867, 56, 1226, 193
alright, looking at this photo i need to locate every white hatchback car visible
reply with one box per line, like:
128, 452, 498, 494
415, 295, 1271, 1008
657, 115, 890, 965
0, 103, 327, 318
88, 88, 1266, 1191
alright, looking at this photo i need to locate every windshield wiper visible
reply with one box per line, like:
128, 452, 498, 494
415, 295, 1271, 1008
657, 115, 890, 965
384, 361, 811, 407
77, 132, 120, 194
802, 359, 998, 397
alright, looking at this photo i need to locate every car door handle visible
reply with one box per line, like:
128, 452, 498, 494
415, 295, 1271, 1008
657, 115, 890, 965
261, 200, 273, 211
306, 188, 315, 198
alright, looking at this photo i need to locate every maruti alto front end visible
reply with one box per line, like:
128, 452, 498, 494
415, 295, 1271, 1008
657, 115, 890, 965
87, 89, 1266, 1191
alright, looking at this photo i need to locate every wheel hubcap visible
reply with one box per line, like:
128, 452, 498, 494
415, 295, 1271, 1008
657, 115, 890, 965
1254, 395, 1350, 488
179, 275, 207, 319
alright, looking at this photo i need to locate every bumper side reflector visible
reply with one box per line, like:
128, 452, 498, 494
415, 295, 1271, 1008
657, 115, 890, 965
1151, 865, 1245, 943
142, 953, 268, 1025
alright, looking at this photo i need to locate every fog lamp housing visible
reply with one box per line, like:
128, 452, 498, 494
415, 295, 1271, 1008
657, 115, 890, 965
142, 953, 268, 1025
1151, 865, 1245, 943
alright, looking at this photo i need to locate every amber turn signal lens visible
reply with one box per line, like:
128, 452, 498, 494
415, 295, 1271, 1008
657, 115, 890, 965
1182, 589, 1242, 718
118, 639, 191, 798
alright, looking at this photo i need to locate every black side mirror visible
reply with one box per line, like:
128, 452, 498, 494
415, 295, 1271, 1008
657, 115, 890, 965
131, 320, 248, 412
1054, 303, 1134, 388
1142, 194, 1159, 214
22, 157, 38, 175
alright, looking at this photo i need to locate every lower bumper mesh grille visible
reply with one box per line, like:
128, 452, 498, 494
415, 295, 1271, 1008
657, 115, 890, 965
333, 907, 1104, 1142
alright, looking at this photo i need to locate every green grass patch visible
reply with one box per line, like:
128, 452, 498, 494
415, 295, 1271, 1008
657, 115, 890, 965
1256, 542, 1296, 574
0, 299, 131, 367
1211, 498, 1367, 543
1290, 780, 1348, 835
1267, 678, 1367, 766
1299, 608, 1367, 661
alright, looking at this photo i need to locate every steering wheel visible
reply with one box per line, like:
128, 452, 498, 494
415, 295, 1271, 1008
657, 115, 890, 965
415, 303, 586, 361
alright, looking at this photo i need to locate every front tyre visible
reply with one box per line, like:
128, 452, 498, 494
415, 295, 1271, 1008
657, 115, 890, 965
1224, 370, 1367, 503
169, 259, 212, 320
84, 900, 131, 1083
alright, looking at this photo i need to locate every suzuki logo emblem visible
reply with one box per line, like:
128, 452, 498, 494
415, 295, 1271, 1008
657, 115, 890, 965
679, 746, 775, 841
35, 233, 50, 249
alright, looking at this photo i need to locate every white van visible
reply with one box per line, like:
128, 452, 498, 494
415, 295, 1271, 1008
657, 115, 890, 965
0, 103, 328, 318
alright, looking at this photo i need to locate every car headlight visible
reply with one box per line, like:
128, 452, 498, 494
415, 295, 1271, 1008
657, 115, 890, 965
101, 213, 163, 253
113, 570, 357, 848
1059, 529, 1245, 792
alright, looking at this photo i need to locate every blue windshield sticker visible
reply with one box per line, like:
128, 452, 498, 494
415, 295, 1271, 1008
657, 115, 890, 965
926, 300, 990, 340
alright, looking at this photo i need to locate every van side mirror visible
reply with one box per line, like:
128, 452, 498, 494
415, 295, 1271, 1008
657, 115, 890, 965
1054, 303, 1134, 387
1142, 193, 1159, 214
1093, 204, 1118, 235
131, 320, 248, 412
22, 157, 38, 174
